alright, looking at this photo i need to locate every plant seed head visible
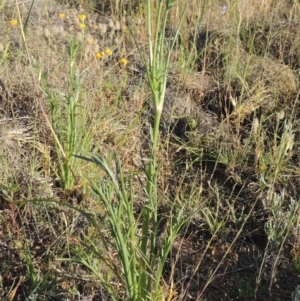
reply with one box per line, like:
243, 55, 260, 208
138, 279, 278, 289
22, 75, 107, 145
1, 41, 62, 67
108, 19, 114, 28
276, 110, 285, 121
98, 23, 107, 34
252, 117, 259, 134
114, 21, 121, 31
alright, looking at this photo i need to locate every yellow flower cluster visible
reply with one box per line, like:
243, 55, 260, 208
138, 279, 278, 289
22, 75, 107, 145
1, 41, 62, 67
96, 48, 128, 66
96, 48, 113, 59
95, 48, 128, 66
57, 12, 86, 30
78, 14, 86, 30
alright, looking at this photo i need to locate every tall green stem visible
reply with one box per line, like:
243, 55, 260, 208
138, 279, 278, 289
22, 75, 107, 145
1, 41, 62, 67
140, 1, 186, 298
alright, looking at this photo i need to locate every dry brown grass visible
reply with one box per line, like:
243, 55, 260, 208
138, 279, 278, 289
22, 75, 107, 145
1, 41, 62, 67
1, 0, 300, 300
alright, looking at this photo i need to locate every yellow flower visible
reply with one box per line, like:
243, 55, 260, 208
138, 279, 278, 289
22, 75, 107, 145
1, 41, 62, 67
9, 19, 18, 26
78, 23, 86, 29
96, 52, 104, 59
58, 13, 66, 19
87, 38, 94, 45
78, 14, 86, 21
120, 58, 128, 65
104, 48, 113, 56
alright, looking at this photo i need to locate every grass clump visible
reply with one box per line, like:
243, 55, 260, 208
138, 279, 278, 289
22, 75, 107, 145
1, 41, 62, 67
43, 37, 86, 191
71, 1, 190, 300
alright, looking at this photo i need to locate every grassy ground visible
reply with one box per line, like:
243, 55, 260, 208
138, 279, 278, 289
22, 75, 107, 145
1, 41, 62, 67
1, 0, 300, 300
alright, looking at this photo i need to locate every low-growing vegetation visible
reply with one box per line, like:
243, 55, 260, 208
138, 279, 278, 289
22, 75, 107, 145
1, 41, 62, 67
0, 0, 300, 300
